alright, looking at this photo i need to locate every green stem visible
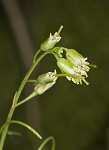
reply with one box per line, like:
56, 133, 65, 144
51, 52, 59, 60
60, 47, 68, 52
16, 91, 38, 107
8, 120, 42, 139
33, 49, 41, 63
38, 136, 55, 150
0, 50, 50, 150
26, 79, 37, 83
56, 73, 81, 78
0, 124, 6, 135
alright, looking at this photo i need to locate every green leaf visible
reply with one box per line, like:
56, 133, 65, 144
0, 124, 21, 136
38, 136, 55, 150
8, 120, 42, 139
7, 130, 22, 136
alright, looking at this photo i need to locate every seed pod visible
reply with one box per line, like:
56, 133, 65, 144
37, 71, 57, 84
34, 82, 56, 95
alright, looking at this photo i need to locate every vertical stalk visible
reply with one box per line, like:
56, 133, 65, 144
0, 51, 48, 150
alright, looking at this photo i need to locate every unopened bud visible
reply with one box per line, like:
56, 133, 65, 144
57, 58, 77, 75
37, 70, 57, 84
66, 49, 85, 67
34, 82, 56, 95
40, 26, 63, 51
57, 58, 88, 85
66, 49, 90, 76
34, 71, 57, 95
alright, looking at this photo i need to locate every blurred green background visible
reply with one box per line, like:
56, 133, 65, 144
0, 0, 109, 150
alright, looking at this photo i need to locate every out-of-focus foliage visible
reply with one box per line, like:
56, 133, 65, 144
0, 0, 109, 150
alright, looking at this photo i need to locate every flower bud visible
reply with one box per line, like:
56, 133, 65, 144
57, 58, 77, 75
34, 71, 57, 95
34, 82, 56, 95
57, 58, 88, 85
40, 26, 63, 51
66, 49, 90, 76
66, 49, 85, 66
37, 70, 57, 84
40, 33, 61, 51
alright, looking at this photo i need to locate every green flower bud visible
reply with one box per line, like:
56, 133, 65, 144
34, 82, 56, 95
57, 58, 89, 85
40, 33, 61, 51
37, 70, 57, 84
57, 58, 77, 75
40, 26, 63, 51
34, 71, 57, 95
66, 49, 88, 66
66, 49, 90, 77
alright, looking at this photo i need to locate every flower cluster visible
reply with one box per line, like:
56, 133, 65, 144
57, 49, 90, 85
38, 26, 91, 86
0, 26, 96, 150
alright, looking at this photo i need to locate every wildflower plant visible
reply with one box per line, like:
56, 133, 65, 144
0, 26, 96, 150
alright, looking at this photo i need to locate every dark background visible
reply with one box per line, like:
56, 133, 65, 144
0, 0, 109, 150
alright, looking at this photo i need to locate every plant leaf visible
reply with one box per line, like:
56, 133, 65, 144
8, 120, 42, 139
38, 136, 55, 150
7, 130, 22, 136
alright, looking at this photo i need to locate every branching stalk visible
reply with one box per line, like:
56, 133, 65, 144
0, 50, 50, 150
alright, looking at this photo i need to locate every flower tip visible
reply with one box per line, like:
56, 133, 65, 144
39, 136, 42, 139
60, 25, 63, 29
88, 63, 97, 68
57, 25, 63, 34
82, 78, 89, 85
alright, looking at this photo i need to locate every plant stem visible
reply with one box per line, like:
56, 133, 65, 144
16, 91, 38, 107
0, 50, 49, 150
38, 136, 55, 150
8, 120, 42, 139
26, 79, 37, 83
56, 73, 81, 78
33, 49, 41, 63
51, 52, 59, 60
